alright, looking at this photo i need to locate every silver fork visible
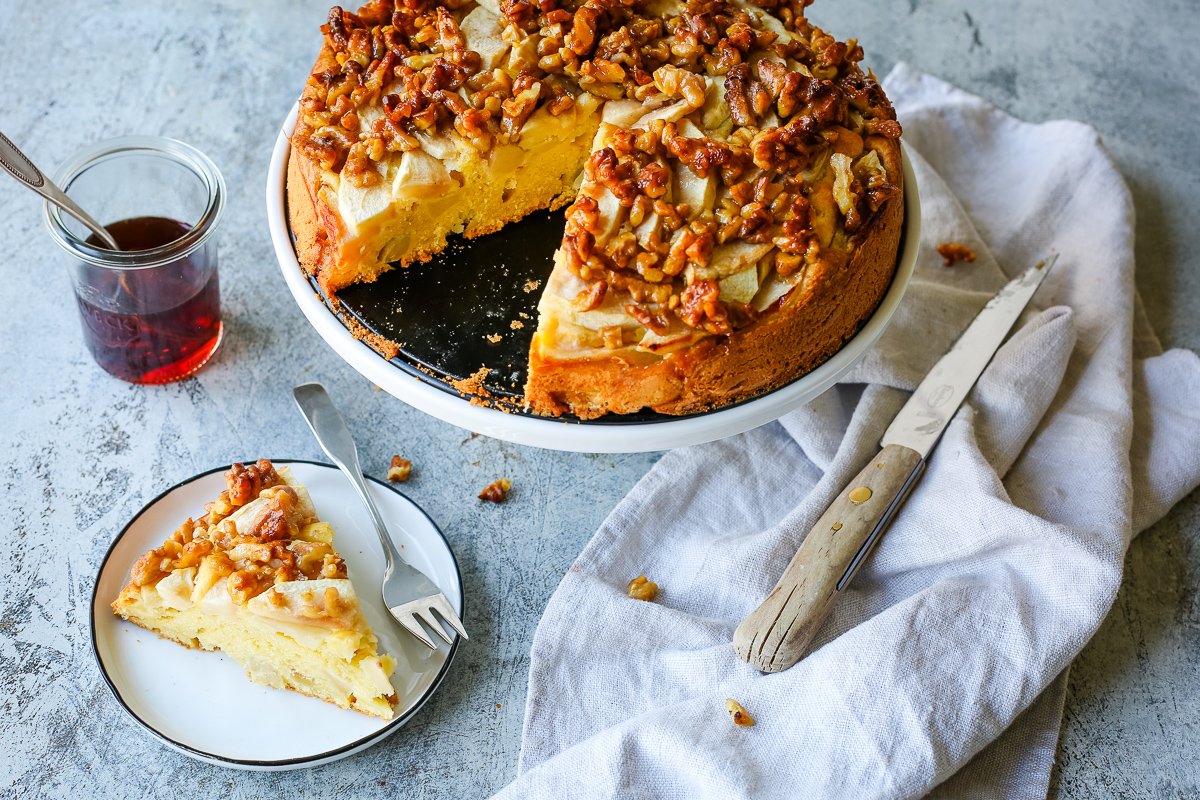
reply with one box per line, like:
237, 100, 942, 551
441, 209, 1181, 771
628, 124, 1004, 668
293, 382, 468, 650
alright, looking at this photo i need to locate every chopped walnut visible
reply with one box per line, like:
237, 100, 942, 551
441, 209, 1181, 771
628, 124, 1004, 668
937, 242, 977, 267
572, 280, 608, 312
225, 459, 281, 506
627, 575, 658, 601
388, 455, 413, 482
726, 698, 755, 727
479, 477, 512, 503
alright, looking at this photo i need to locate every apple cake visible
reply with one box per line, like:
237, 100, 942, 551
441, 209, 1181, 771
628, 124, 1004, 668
288, 0, 903, 418
112, 460, 399, 719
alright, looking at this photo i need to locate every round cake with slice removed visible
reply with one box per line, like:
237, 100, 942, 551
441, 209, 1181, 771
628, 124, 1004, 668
288, 0, 904, 419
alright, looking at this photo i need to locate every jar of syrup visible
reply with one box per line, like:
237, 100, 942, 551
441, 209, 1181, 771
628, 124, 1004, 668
43, 137, 226, 384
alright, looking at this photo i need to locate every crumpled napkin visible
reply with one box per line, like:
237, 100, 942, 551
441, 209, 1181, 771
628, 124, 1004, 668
493, 64, 1200, 799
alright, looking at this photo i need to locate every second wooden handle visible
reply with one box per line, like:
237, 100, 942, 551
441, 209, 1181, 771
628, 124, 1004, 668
733, 443, 924, 672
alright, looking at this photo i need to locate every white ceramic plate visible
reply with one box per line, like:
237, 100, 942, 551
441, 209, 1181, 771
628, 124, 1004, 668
91, 460, 463, 770
267, 104, 920, 452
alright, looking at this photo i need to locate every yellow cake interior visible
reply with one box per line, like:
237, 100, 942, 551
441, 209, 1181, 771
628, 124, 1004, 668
113, 461, 399, 719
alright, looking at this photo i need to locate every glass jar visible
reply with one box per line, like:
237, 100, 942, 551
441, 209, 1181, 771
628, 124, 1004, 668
43, 136, 226, 384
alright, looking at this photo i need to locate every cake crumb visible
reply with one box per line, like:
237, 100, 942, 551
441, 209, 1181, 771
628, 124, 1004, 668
485, 333, 503, 343
510, 320, 524, 330
479, 477, 512, 503
519, 311, 530, 319
937, 242, 977, 267
523, 279, 541, 293
387, 455, 412, 482
451, 367, 491, 398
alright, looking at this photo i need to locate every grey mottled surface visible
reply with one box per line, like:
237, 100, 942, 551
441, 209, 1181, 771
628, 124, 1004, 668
0, 1, 1196, 797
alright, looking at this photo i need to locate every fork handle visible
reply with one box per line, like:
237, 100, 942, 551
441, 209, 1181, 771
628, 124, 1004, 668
292, 383, 406, 573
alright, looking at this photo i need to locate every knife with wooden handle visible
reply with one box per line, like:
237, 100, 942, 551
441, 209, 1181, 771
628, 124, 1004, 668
734, 255, 1058, 672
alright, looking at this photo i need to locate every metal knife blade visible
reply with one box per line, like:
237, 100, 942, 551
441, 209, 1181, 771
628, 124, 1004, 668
734, 253, 1058, 672
881, 254, 1058, 458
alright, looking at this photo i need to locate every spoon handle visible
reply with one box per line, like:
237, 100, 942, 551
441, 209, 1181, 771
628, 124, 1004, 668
0, 131, 46, 189
0, 131, 120, 251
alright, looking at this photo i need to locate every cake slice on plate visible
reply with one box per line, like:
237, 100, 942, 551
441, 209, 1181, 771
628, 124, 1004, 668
112, 460, 399, 719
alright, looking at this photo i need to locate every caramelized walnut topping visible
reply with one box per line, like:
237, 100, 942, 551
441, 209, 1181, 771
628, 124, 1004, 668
677, 279, 731, 334
479, 477, 512, 503
228, 569, 270, 606
625, 303, 670, 334
129, 551, 168, 588
121, 459, 370, 607
175, 539, 215, 570
253, 505, 298, 543
322, 553, 350, 579
226, 460, 281, 506
724, 63, 756, 127
293, 0, 902, 345
573, 280, 608, 311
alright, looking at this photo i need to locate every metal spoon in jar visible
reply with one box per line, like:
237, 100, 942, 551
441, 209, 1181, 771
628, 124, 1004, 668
0, 130, 120, 251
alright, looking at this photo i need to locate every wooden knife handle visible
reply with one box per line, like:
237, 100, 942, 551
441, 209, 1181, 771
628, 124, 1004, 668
733, 443, 925, 672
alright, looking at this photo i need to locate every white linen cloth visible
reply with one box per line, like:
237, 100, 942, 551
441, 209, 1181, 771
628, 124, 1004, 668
494, 64, 1200, 799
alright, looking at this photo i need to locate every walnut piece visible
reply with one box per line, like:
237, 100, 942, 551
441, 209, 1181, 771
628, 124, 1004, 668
388, 455, 413, 482
225, 459, 281, 506
937, 241, 977, 267
726, 698, 755, 727
479, 477, 512, 503
627, 575, 658, 601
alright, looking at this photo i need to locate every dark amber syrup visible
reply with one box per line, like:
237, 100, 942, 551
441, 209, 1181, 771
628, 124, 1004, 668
79, 217, 221, 384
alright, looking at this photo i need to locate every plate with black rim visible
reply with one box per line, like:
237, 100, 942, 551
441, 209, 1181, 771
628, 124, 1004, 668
268, 104, 921, 452
91, 460, 463, 771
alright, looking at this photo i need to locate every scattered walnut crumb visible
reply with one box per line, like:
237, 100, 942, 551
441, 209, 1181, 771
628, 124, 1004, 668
726, 699, 755, 727
627, 575, 658, 601
523, 279, 541, 293
510, 320, 524, 330
495, 703, 502, 709
387, 455, 413, 482
479, 477, 512, 503
485, 333, 503, 343
937, 242, 977, 267
518, 312, 530, 319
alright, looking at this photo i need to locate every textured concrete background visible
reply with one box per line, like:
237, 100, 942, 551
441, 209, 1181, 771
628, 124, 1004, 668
1, 1, 1196, 797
